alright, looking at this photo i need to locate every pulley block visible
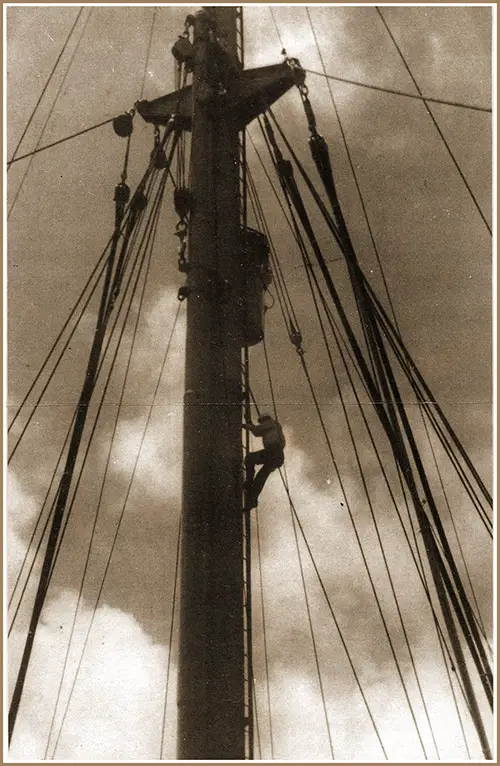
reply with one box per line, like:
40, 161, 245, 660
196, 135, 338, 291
151, 146, 169, 169
174, 186, 192, 220
172, 36, 195, 65
131, 190, 148, 211
113, 113, 134, 138
114, 181, 130, 205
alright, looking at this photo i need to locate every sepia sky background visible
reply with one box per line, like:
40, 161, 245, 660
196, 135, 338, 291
6, 3, 493, 761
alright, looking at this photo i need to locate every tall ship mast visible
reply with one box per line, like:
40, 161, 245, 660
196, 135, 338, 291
6, 5, 493, 760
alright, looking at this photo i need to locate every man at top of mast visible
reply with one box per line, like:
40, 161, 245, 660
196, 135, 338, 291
242, 414, 286, 511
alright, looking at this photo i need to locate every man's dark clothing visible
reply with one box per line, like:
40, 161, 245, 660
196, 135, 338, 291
243, 417, 285, 508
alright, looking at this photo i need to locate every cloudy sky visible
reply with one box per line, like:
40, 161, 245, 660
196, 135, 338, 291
6, 3, 493, 761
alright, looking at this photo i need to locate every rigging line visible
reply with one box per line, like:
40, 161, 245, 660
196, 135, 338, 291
8, 169, 120, 747
254, 508, 275, 759
363, 303, 494, 704
245, 168, 289, 323
266, 103, 494, 658
420, 411, 492, 652
7, 246, 107, 434
49, 185, 173, 757
246, 138, 375, 408
367, 299, 492, 534
422, 404, 492, 536
47, 166, 170, 588
303, 69, 492, 114
293, 348, 429, 755
140, 6, 157, 100
268, 7, 286, 52
298, 244, 441, 756
6, 117, 115, 167
7, 156, 160, 458
7, 261, 106, 466
8, 159, 164, 742
308, 269, 473, 692
7, 7, 84, 169
375, 6, 491, 237
8, 409, 79, 626
109, 153, 169, 296
294, 248, 439, 758
269, 347, 474, 755
7, 180, 158, 579
266, 109, 393, 421
261, 110, 382, 397
7, 7, 93, 220
261, 203, 426, 750
275, 472, 388, 757
44, 190, 163, 758
248, 130, 315, 335
372, 325, 492, 525
264, 109, 391, 413
305, 8, 400, 334
244, 368, 473, 731
247, 131, 344, 277
261, 339, 335, 759
46, 231, 162, 759
8, 180, 165, 613
9, 156, 171, 636
252, 679, 263, 760
160, 505, 183, 759
365, 280, 493, 509
304, 8, 493, 608
434, 621, 473, 758
364, 265, 493, 534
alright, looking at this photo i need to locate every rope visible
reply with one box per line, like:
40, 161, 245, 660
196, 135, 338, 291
7, 117, 115, 167
375, 6, 491, 236
9, 165, 159, 631
305, 8, 400, 333
261, 339, 335, 759
140, 7, 157, 99
46, 166, 168, 567
420, 413, 492, 650
254, 508, 275, 759
8, 7, 93, 219
258, 115, 483, 749
365, 278, 492, 509
304, 269, 479, 714
252, 679, 263, 759
304, 69, 492, 114
7, 7, 84, 168
268, 7, 286, 52
160, 506, 183, 759
47, 172, 173, 757
8, 141, 174, 743
8, 127, 175, 461
297, 233, 441, 756
44, 186, 162, 757
265, 114, 494, 689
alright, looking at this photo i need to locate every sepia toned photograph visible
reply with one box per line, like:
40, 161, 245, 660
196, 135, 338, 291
5, 3, 494, 761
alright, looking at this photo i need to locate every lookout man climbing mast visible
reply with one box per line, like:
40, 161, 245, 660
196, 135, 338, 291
243, 414, 286, 510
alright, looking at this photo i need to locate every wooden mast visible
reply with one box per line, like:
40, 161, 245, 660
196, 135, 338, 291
177, 7, 245, 758
136, 6, 302, 757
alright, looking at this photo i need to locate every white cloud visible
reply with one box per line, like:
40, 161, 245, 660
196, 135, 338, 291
9, 596, 175, 761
